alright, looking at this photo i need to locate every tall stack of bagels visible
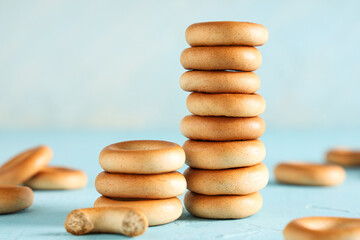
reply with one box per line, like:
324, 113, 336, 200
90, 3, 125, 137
94, 140, 187, 226
180, 21, 269, 219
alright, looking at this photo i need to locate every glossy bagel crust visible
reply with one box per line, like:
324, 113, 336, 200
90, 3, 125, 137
95, 171, 186, 199
274, 162, 346, 186
184, 191, 263, 219
186, 92, 266, 117
99, 140, 185, 174
94, 196, 182, 226
24, 166, 88, 190
185, 21, 269, 47
180, 115, 265, 141
283, 216, 360, 240
183, 139, 266, 169
0, 146, 53, 185
184, 163, 269, 195
180, 46, 262, 71
180, 71, 261, 94
0, 184, 34, 214
326, 148, 360, 166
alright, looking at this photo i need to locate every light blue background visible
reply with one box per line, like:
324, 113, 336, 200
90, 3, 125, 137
1, 1, 360, 240
1, 0, 360, 131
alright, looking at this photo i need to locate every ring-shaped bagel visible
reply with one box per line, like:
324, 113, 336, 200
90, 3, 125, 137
24, 166, 88, 190
274, 162, 345, 186
95, 171, 186, 199
0, 146, 52, 185
283, 217, 360, 240
186, 93, 266, 117
180, 71, 260, 94
180, 115, 265, 141
184, 191, 263, 219
185, 21, 269, 47
94, 196, 182, 226
183, 139, 266, 169
184, 163, 269, 195
180, 46, 262, 71
99, 140, 185, 174
0, 184, 34, 214
326, 148, 360, 166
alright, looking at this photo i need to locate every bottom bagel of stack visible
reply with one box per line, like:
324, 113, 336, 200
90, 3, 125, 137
182, 137, 269, 219
94, 140, 187, 226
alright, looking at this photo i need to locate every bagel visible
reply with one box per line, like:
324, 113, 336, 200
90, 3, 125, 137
183, 139, 266, 169
185, 21, 269, 47
283, 216, 360, 240
24, 166, 88, 190
94, 196, 182, 226
184, 163, 269, 195
99, 140, 185, 174
95, 171, 186, 199
180, 46, 262, 71
180, 115, 265, 141
274, 162, 345, 186
184, 191, 262, 219
0, 184, 34, 214
0, 146, 52, 185
186, 92, 266, 117
65, 207, 148, 236
180, 71, 260, 94
326, 148, 360, 166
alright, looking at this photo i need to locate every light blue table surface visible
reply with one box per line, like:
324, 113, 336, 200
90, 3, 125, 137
0, 129, 359, 239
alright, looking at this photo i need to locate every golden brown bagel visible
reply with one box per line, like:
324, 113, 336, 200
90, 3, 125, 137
326, 148, 360, 166
185, 21, 269, 47
283, 216, 360, 240
65, 207, 148, 236
186, 93, 266, 117
180, 115, 265, 141
0, 184, 34, 214
274, 162, 345, 186
180, 46, 262, 71
0, 146, 52, 185
180, 71, 261, 94
184, 163, 269, 195
184, 191, 263, 219
95, 171, 186, 199
99, 140, 185, 174
94, 196, 182, 226
24, 166, 88, 190
183, 139, 266, 169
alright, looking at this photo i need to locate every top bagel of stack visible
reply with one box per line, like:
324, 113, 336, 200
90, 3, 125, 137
180, 21, 269, 219
95, 140, 186, 226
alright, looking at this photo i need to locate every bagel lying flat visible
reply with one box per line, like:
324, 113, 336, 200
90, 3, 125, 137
180, 71, 261, 94
185, 21, 269, 47
184, 191, 263, 219
183, 139, 266, 169
186, 93, 266, 117
283, 216, 360, 240
0, 184, 34, 214
180, 115, 265, 141
184, 163, 269, 195
180, 46, 262, 71
274, 162, 345, 186
99, 140, 185, 174
95, 171, 186, 199
24, 166, 88, 190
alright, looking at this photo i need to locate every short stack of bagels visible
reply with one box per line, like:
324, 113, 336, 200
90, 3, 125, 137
180, 21, 269, 219
94, 140, 187, 226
